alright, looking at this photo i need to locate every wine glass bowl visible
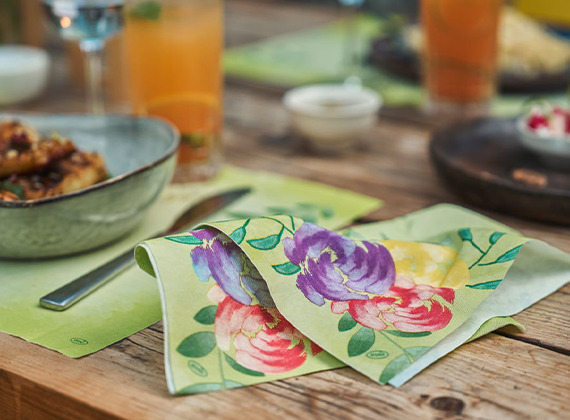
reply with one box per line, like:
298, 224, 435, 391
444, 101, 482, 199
43, 0, 123, 42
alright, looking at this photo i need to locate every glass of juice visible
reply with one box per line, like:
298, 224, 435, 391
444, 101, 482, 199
123, 0, 223, 181
421, 0, 502, 118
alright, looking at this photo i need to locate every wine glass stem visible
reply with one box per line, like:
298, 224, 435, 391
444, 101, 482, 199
79, 39, 105, 114
342, 5, 362, 85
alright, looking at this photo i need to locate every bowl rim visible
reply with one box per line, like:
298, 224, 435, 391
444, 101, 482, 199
283, 83, 382, 119
0, 45, 49, 76
0, 113, 180, 209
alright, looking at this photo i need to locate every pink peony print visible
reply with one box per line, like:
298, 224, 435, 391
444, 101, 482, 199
331, 275, 455, 333
209, 286, 322, 374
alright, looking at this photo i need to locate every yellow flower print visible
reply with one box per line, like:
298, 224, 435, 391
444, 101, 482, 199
380, 241, 470, 289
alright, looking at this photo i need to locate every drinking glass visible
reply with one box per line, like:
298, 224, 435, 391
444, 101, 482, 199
337, 0, 366, 87
123, 0, 223, 182
43, 0, 124, 114
421, 0, 502, 118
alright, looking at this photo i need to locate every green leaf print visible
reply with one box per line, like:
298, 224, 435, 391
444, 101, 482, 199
489, 232, 505, 245
247, 227, 284, 250
385, 330, 432, 338
338, 313, 358, 332
193, 306, 218, 325
467, 280, 502, 290
224, 354, 265, 377
272, 261, 301, 275
479, 245, 523, 266
229, 220, 250, 244
166, 235, 203, 245
379, 347, 430, 384
458, 228, 473, 241
176, 332, 217, 358
348, 328, 376, 357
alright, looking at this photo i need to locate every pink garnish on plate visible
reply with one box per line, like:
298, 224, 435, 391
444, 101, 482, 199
525, 104, 570, 138
527, 114, 548, 130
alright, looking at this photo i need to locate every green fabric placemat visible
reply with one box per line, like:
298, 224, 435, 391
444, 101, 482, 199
0, 165, 380, 357
224, 15, 568, 116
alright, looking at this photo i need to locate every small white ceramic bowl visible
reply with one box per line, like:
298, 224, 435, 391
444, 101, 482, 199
516, 117, 570, 171
0, 45, 50, 106
283, 84, 381, 153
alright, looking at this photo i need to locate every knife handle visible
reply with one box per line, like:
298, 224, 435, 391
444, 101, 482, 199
39, 249, 135, 311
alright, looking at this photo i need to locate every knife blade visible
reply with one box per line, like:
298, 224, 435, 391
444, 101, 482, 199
39, 188, 251, 311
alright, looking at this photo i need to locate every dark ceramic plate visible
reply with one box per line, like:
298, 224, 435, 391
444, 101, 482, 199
430, 118, 570, 225
370, 36, 570, 93
0, 113, 179, 259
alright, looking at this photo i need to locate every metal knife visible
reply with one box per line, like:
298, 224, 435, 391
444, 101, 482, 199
39, 188, 251, 311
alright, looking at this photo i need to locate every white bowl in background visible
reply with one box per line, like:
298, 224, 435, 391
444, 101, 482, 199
517, 117, 570, 171
283, 84, 381, 153
0, 45, 50, 106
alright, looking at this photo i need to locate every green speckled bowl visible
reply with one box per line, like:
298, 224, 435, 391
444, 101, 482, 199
0, 113, 179, 259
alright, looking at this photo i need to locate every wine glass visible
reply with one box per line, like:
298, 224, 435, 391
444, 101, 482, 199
337, 0, 366, 87
43, 0, 124, 114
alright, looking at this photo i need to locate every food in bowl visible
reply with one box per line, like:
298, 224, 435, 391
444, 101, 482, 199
517, 102, 570, 170
0, 120, 108, 200
524, 104, 570, 139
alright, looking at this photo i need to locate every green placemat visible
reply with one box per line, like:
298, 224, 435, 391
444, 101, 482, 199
0, 165, 380, 357
224, 15, 568, 116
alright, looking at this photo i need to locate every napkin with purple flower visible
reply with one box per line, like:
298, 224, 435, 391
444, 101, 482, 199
135, 204, 570, 394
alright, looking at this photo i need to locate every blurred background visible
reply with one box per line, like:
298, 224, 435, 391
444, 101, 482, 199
1, 0, 570, 218
1, 0, 569, 114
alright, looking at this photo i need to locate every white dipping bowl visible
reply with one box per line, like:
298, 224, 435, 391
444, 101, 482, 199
283, 84, 381, 153
0, 45, 50, 106
517, 117, 570, 171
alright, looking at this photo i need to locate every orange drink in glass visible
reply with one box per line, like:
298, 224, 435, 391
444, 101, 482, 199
124, 0, 223, 180
421, 0, 502, 118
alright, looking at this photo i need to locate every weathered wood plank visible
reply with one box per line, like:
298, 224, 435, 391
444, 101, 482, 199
1, 330, 569, 420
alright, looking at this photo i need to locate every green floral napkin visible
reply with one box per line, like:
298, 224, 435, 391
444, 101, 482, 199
0, 166, 379, 357
135, 204, 570, 394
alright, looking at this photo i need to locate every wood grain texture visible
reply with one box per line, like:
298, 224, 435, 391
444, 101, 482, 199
2, 329, 569, 420
2, 0, 569, 418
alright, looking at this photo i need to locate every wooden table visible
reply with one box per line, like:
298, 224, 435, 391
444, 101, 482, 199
2, 1, 569, 419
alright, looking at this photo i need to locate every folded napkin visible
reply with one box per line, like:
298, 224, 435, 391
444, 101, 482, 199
135, 204, 570, 394
0, 166, 379, 357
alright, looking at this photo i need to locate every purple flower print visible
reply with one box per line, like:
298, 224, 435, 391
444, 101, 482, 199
190, 229, 274, 308
283, 223, 396, 306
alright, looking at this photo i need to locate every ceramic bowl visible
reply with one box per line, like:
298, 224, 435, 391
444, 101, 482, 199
283, 84, 381, 153
0, 113, 179, 259
0, 46, 50, 106
517, 117, 570, 171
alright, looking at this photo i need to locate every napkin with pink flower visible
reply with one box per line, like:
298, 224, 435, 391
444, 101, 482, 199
135, 204, 570, 394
